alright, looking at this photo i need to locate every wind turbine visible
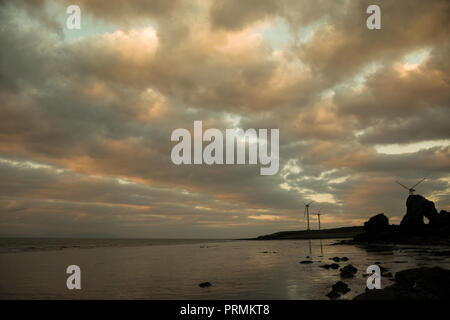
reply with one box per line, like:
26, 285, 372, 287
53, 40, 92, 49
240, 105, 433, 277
396, 178, 426, 195
304, 201, 313, 231
313, 210, 325, 230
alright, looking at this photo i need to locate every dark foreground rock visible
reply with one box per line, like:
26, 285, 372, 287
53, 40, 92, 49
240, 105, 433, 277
354, 267, 450, 300
320, 263, 340, 270
199, 282, 212, 288
340, 264, 358, 278
326, 281, 350, 299
354, 195, 450, 245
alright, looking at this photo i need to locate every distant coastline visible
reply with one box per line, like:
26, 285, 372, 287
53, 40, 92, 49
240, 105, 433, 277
250, 226, 364, 240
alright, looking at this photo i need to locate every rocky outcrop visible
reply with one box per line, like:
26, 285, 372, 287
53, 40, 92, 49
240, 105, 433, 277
399, 195, 439, 233
364, 213, 390, 233
354, 267, 450, 300
354, 195, 450, 244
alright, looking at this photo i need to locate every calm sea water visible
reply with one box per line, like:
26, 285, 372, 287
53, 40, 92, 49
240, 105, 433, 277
0, 238, 449, 299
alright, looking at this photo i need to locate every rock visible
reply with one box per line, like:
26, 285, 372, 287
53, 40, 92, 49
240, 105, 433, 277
341, 257, 349, 261
340, 264, 358, 278
327, 281, 351, 299
364, 213, 390, 233
354, 267, 450, 300
330, 257, 341, 262
354, 196, 450, 245
326, 290, 340, 300
320, 263, 340, 269
332, 281, 351, 294
199, 282, 212, 288
400, 195, 439, 233
377, 264, 388, 273
300, 260, 313, 264
383, 272, 393, 278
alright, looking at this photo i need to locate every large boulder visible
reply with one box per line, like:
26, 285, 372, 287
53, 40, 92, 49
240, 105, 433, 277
399, 195, 439, 233
354, 267, 450, 300
364, 213, 390, 233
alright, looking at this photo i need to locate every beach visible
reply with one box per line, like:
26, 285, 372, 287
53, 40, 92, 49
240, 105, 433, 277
1, 238, 449, 300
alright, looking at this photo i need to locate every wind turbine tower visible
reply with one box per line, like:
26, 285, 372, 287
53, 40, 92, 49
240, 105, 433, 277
304, 201, 313, 231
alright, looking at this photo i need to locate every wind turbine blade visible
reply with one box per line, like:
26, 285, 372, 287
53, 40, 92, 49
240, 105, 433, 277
396, 181, 410, 190
411, 178, 426, 189
308, 200, 314, 205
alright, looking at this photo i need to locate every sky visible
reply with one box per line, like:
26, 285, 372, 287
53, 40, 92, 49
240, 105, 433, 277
0, 0, 449, 238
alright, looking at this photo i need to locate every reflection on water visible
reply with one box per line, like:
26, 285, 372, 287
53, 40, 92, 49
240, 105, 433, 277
0, 239, 449, 299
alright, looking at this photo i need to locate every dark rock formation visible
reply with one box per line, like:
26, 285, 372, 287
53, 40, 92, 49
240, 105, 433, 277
299, 260, 313, 264
400, 195, 438, 233
332, 281, 351, 294
354, 195, 450, 244
199, 282, 212, 288
340, 264, 358, 278
330, 257, 341, 262
326, 281, 351, 299
354, 267, 450, 300
326, 290, 340, 300
320, 263, 340, 270
364, 213, 390, 233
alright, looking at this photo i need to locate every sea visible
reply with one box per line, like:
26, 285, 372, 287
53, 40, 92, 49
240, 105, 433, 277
0, 238, 449, 299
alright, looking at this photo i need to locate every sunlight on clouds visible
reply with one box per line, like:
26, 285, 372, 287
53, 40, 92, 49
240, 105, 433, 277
375, 140, 450, 155
308, 193, 336, 204
248, 214, 282, 221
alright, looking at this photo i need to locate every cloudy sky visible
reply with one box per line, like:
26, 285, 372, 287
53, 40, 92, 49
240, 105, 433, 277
0, 0, 449, 238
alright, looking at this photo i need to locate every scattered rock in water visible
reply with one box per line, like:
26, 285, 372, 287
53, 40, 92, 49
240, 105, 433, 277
320, 263, 340, 270
340, 264, 358, 278
354, 267, 450, 300
393, 260, 408, 263
330, 257, 340, 262
199, 282, 212, 288
329, 256, 349, 262
300, 260, 313, 264
326, 281, 351, 299
326, 290, 340, 300
332, 281, 351, 294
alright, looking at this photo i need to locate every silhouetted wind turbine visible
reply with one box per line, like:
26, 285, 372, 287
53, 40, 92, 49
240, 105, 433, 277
396, 178, 426, 195
313, 210, 325, 230
304, 201, 313, 231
